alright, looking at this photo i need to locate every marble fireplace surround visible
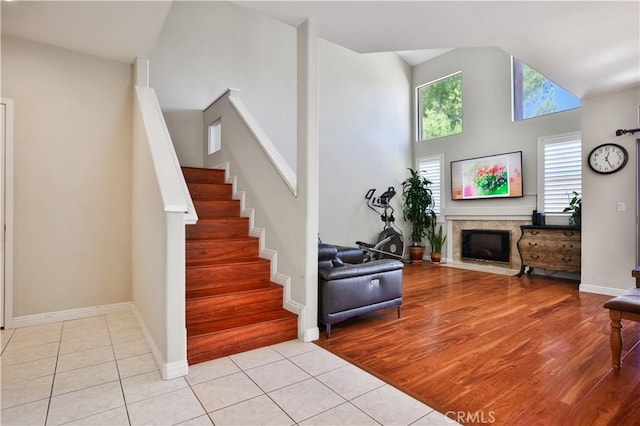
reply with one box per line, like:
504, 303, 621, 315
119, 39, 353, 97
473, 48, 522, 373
450, 219, 528, 271
442, 202, 537, 273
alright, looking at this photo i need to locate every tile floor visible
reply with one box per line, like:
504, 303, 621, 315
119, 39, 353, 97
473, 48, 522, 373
1, 312, 457, 425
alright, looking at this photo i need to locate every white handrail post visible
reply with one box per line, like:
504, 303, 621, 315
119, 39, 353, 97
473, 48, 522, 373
134, 58, 149, 88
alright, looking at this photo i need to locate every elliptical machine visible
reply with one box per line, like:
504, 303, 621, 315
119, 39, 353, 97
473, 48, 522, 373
356, 187, 405, 262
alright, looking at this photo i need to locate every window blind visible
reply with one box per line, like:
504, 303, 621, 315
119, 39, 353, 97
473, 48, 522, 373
543, 138, 582, 213
417, 156, 441, 215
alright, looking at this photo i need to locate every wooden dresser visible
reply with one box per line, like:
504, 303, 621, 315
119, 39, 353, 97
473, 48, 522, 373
516, 225, 581, 276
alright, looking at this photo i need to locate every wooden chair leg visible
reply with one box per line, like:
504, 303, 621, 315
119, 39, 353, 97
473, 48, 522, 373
397, 306, 401, 318
609, 310, 623, 371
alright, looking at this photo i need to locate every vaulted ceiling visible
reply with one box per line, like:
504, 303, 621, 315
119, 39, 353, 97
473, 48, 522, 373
2, 1, 638, 98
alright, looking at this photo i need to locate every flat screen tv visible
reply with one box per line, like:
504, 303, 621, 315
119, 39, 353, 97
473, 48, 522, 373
451, 151, 523, 200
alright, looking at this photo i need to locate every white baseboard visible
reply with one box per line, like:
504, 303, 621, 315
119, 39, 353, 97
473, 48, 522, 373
131, 306, 188, 380
6, 302, 132, 329
579, 283, 628, 297
162, 359, 189, 380
303, 326, 319, 342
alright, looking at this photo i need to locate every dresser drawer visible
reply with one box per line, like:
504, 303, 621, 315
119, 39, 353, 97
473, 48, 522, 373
522, 228, 580, 241
519, 238, 580, 251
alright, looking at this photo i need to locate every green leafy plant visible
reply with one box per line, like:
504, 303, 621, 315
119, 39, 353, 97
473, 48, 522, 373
562, 191, 581, 226
401, 168, 437, 246
426, 223, 447, 253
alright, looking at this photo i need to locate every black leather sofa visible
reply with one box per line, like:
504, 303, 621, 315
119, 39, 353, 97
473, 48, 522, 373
318, 244, 404, 337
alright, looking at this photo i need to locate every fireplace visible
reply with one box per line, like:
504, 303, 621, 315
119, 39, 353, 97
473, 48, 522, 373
461, 229, 511, 264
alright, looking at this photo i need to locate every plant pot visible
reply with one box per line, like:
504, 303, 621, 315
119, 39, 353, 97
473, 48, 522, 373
409, 246, 425, 263
430, 252, 442, 263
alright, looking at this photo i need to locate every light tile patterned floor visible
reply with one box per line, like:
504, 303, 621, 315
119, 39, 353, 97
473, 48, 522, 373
0, 313, 458, 425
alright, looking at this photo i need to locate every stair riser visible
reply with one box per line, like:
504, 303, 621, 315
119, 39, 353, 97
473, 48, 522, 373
187, 317, 298, 364
187, 183, 232, 200
186, 262, 271, 290
186, 240, 259, 263
186, 219, 249, 240
186, 287, 284, 326
182, 168, 226, 184
193, 201, 240, 218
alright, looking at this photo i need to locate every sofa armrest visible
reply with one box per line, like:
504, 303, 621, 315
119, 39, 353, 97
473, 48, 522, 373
318, 259, 403, 281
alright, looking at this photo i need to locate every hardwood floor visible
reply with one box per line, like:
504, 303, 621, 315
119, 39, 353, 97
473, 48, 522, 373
315, 263, 640, 426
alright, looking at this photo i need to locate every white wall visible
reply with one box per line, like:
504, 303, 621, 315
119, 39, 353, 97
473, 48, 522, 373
163, 110, 204, 168
150, 1, 296, 171
1, 36, 133, 316
319, 40, 412, 247
581, 87, 640, 294
413, 47, 581, 216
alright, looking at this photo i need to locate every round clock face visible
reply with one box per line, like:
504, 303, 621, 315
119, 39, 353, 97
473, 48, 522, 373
588, 143, 628, 174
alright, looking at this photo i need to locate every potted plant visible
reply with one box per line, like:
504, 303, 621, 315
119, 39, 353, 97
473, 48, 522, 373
563, 191, 581, 226
401, 168, 437, 262
426, 223, 447, 263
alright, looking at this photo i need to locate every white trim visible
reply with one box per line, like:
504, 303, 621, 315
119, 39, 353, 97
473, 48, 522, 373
303, 325, 320, 343
7, 302, 132, 329
162, 360, 189, 380
1, 98, 14, 329
579, 283, 629, 297
443, 200, 536, 221
134, 58, 149, 88
132, 305, 188, 380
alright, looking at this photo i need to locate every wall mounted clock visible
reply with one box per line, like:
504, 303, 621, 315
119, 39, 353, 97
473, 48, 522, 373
587, 143, 628, 174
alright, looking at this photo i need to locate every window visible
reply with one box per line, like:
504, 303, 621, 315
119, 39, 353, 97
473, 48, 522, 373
537, 133, 582, 213
513, 57, 581, 121
417, 155, 443, 215
416, 72, 462, 141
208, 119, 222, 155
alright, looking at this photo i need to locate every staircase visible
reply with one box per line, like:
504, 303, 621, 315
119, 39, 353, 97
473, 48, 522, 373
182, 167, 298, 364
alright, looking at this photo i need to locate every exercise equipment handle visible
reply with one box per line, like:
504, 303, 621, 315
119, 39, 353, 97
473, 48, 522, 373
365, 188, 376, 200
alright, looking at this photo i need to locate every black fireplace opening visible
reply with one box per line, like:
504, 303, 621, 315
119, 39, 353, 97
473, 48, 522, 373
461, 229, 510, 264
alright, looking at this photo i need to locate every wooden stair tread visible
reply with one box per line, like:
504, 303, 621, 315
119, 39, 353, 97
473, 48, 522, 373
186, 257, 269, 269
188, 217, 247, 223
186, 281, 277, 300
186, 236, 258, 243
187, 309, 296, 337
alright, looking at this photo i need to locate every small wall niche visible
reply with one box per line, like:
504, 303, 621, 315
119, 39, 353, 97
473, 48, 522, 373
208, 119, 222, 155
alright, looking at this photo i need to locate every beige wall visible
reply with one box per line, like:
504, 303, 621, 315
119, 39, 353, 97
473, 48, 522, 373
581, 86, 640, 294
1, 36, 133, 316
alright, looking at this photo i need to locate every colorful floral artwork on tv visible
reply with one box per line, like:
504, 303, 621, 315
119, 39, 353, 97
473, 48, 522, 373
451, 151, 523, 200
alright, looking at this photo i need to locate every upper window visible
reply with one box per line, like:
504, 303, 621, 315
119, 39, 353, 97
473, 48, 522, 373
416, 154, 443, 215
512, 57, 581, 121
416, 72, 463, 141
